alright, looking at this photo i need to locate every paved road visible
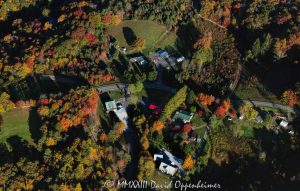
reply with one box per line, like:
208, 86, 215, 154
96, 83, 129, 93
42, 74, 298, 116
97, 82, 177, 94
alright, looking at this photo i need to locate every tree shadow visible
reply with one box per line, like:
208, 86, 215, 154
0, 142, 11, 164
123, 27, 137, 45
175, 22, 200, 58
28, 108, 42, 144
6, 135, 40, 162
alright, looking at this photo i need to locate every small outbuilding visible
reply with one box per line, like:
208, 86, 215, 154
105, 100, 117, 112
280, 120, 289, 128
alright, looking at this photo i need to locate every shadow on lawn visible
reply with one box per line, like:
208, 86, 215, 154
123, 27, 137, 45
29, 108, 42, 144
0, 135, 40, 165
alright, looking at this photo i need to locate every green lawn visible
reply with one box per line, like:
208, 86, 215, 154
108, 20, 178, 54
109, 91, 123, 100
259, 106, 288, 116
0, 109, 32, 144
150, 171, 172, 190
235, 87, 281, 104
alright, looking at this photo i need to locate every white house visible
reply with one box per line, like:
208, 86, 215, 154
159, 162, 177, 176
153, 149, 184, 176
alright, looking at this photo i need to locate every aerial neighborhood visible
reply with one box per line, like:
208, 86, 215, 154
0, 0, 299, 190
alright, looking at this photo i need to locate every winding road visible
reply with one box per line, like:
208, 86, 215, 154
41, 74, 298, 116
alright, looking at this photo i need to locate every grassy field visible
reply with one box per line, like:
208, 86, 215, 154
259, 106, 288, 116
234, 87, 281, 104
0, 109, 32, 144
107, 20, 178, 54
150, 171, 172, 190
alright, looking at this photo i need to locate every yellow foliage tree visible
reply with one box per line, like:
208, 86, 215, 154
38, 106, 50, 116
140, 135, 149, 150
112, 15, 122, 25
43, 22, 53, 30
182, 155, 195, 170
45, 137, 56, 146
74, 183, 82, 191
116, 121, 126, 135
132, 38, 145, 52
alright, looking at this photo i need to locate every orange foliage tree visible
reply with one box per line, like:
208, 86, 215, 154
221, 99, 231, 112
196, 93, 215, 106
282, 90, 298, 107
151, 120, 164, 133
214, 106, 226, 117
182, 155, 195, 170
193, 32, 213, 49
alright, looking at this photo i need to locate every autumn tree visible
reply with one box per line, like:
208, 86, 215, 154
137, 154, 155, 181
282, 90, 298, 107
132, 38, 145, 52
182, 155, 195, 170
196, 93, 214, 106
0, 92, 15, 113
133, 114, 146, 126
151, 120, 164, 133
140, 129, 150, 151
193, 32, 213, 49
112, 15, 122, 25
221, 99, 231, 112
116, 121, 126, 135
183, 124, 191, 134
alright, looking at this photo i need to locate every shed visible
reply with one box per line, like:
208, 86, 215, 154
105, 100, 117, 112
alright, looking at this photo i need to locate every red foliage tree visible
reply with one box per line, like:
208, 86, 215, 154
102, 13, 112, 24
229, 109, 236, 118
85, 33, 98, 46
183, 124, 192, 134
38, 98, 49, 105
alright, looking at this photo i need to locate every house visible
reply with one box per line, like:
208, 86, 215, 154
130, 56, 147, 66
153, 149, 184, 176
157, 50, 169, 58
280, 120, 289, 128
105, 100, 117, 112
136, 56, 147, 65
172, 110, 194, 123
